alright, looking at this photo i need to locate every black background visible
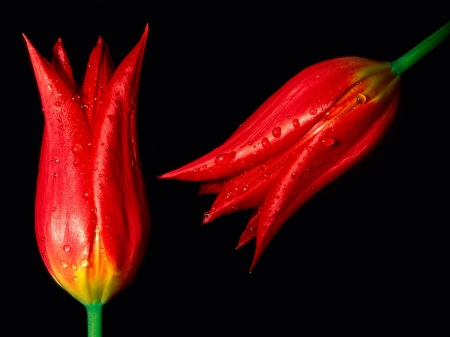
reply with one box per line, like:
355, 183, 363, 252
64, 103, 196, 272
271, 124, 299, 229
3, 1, 448, 335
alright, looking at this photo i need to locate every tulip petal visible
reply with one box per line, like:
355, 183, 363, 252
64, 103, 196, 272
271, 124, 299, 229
51, 38, 78, 92
251, 77, 400, 268
89, 25, 150, 291
25, 35, 98, 301
237, 208, 259, 248
161, 57, 387, 182
81, 37, 114, 126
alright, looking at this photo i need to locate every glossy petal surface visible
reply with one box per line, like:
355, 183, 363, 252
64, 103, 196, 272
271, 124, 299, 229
161, 57, 400, 269
26, 26, 150, 304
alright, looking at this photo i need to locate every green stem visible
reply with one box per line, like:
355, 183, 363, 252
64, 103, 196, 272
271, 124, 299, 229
86, 303, 103, 337
390, 21, 450, 75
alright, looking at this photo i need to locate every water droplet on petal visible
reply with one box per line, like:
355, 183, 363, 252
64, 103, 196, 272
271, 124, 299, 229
73, 276, 79, 282
272, 127, 282, 138
306, 146, 313, 152
73, 159, 81, 167
292, 119, 300, 128
356, 94, 367, 104
204, 211, 210, 219
55, 101, 61, 107
82, 188, 92, 199
54, 173, 59, 178
55, 158, 60, 164
291, 172, 300, 180
71, 94, 80, 102
80, 259, 88, 268
215, 151, 236, 166
63, 245, 71, 252
321, 137, 335, 147
71, 263, 77, 270
310, 108, 317, 115
72, 144, 84, 155
51, 207, 56, 212
61, 261, 68, 268
261, 137, 272, 150
107, 114, 116, 122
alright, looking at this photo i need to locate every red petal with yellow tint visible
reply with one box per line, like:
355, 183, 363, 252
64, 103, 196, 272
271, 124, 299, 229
160, 56, 400, 270
161, 57, 389, 182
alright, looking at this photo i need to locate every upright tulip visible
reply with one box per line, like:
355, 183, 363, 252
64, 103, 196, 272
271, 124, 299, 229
161, 22, 450, 270
25, 25, 150, 333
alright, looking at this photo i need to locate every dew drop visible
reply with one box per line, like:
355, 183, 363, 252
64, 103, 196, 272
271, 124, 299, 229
309, 108, 317, 115
215, 151, 236, 166
55, 101, 61, 107
292, 119, 300, 128
51, 207, 56, 212
82, 188, 92, 199
306, 146, 313, 152
107, 114, 116, 122
272, 127, 282, 138
61, 260, 68, 268
55, 158, 60, 164
71, 263, 77, 270
204, 211, 210, 219
261, 137, 272, 150
54, 173, 59, 178
291, 172, 301, 180
73, 159, 81, 167
73, 276, 79, 282
80, 259, 88, 268
99, 183, 104, 189
321, 137, 335, 147
71, 94, 80, 102
356, 94, 367, 104
72, 144, 84, 155
63, 245, 71, 252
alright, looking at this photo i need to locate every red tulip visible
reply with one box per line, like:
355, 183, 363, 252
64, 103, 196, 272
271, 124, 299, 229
161, 56, 400, 269
25, 26, 150, 305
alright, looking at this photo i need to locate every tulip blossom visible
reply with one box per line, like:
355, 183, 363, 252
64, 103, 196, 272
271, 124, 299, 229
161, 22, 450, 269
25, 26, 150, 334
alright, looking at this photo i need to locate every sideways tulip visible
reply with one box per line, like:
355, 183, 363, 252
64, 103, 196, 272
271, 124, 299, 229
25, 25, 150, 311
161, 22, 450, 269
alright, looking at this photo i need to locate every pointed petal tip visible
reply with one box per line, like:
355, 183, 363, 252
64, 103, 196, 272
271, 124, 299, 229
201, 214, 213, 225
249, 255, 260, 272
22, 34, 33, 49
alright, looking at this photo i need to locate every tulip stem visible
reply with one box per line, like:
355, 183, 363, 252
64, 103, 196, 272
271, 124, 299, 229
86, 303, 103, 337
390, 21, 450, 75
